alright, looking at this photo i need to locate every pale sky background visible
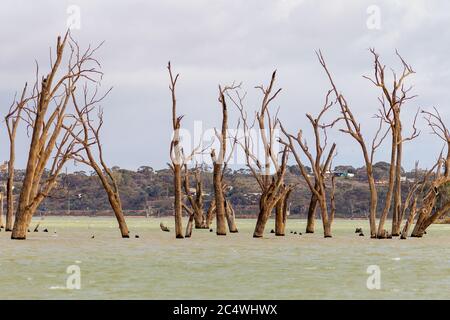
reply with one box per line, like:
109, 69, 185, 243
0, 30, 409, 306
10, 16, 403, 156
0, 0, 449, 171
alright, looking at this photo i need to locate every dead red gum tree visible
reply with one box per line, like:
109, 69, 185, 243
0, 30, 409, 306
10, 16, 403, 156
4, 85, 36, 231
182, 164, 206, 237
65, 84, 130, 238
211, 84, 240, 235
410, 108, 450, 237
363, 49, 420, 238
229, 71, 291, 238
167, 62, 205, 238
318, 49, 420, 238
280, 90, 338, 238
317, 51, 390, 238
10, 32, 100, 240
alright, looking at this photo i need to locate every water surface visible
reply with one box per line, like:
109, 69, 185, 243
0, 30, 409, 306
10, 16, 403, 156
0, 217, 449, 299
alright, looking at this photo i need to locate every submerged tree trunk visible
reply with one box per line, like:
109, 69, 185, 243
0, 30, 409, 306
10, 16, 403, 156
5, 161, 14, 231
205, 199, 216, 229
400, 199, 417, 239
213, 162, 227, 236
225, 199, 238, 233
106, 191, 129, 238
306, 192, 318, 233
0, 193, 4, 228
275, 190, 291, 236
253, 200, 275, 238
377, 132, 397, 238
185, 216, 194, 238
392, 132, 403, 236
173, 164, 184, 238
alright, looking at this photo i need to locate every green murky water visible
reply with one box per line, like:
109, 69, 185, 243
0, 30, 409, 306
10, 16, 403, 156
0, 217, 449, 299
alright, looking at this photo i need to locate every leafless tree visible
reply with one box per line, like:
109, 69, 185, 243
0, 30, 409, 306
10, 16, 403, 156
5, 85, 35, 231
182, 164, 207, 233
363, 49, 419, 237
317, 50, 390, 238
229, 71, 291, 237
318, 49, 421, 238
11, 32, 97, 240
410, 108, 449, 236
211, 84, 240, 235
167, 62, 205, 238
280, 90, 337, 237
65, 85, 130, 238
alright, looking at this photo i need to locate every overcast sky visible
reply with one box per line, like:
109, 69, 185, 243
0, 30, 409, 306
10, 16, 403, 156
1, 0, 449, 171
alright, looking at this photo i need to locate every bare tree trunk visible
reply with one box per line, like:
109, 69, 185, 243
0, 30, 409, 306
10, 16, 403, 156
174, 164, 184, 238
213, 162, 227, 235
0, 193, 4, 228
276, 189, 292, 236
319, 199, 332, 238
185, 215, 194, 238
400, 199, 417, 239
205, 199, 216, 228
392, 130, 403, 236
253, 200, 275, 238
306, 191, 318, 233
5, 160, 14, 231
225, 199, 238, 233
377, 132, 397, 238
275, 196, 285, 236
367, 165, 378, 238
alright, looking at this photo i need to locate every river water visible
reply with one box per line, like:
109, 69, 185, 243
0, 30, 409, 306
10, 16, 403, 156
0, 217, 449, 299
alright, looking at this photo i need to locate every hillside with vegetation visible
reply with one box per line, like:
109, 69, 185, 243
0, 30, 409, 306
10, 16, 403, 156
2, 162, 446, 219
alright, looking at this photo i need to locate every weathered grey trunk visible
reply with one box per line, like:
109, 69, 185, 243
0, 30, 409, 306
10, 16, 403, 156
225, 199, 238, 233
400, 199, 417, 239
185, 213, 194, 238
213, 163, 227, 235
173, 164, 184, 238
306, 192, 318, 233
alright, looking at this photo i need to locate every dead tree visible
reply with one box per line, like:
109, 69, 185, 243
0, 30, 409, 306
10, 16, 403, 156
182, 164, 207, 230
363, 49, 419, 238
167, 61, 184, 238
205, 199, 216, 229
280, 90, 337, 238
411, 108, 450, 236
11, 32, 95, 240
5, 85, 34, 231
274, 187, 292, 236
230, 71, 291, 238
167, 62, 205, 238
65, 85, 130, 238
317, 51, 390, 238
211, 84, 240, 235
0, 189, 4, 229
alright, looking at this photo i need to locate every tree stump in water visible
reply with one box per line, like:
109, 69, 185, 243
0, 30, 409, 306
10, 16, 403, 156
160, 222, 170, 232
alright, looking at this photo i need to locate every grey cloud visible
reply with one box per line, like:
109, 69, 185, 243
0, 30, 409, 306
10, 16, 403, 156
0, 0, 449, 170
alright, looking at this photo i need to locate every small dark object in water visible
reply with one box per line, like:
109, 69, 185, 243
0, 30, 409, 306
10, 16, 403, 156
159, 222, 170, 232
209, 229, 213, 232
290, 231, 293, 234
270, 229, 275, 233
294, 232, 297, 234
43, 229, 48, 232
359, 232, 364, 237
298, 232, 302, 235
27, 229, 30, 232
91, 235, 95, 239
135, 235, 140, 238
355, 228, 363, 233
